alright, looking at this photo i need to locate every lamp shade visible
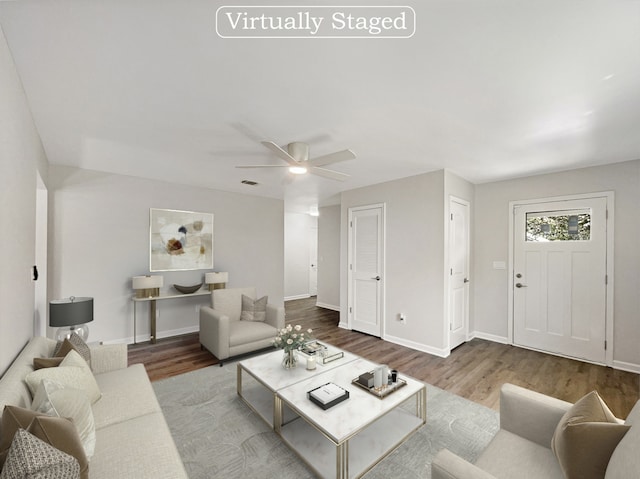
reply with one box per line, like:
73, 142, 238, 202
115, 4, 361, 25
49, 297, 94, 328
132, 275, 164, 289
205, 272, 229, 284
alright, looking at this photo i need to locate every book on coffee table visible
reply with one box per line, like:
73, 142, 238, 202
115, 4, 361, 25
307, 382, 349, 410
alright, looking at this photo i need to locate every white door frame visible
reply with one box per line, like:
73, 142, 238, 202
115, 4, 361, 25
347, 203, 386, 336
508, 191, 614, 366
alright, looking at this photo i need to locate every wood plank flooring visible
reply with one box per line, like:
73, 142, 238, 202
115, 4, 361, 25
128, 297, 639, 418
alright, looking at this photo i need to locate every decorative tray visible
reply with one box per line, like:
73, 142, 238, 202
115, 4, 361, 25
351, 374, 407, 399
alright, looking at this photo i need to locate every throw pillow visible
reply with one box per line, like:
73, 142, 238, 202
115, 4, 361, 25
32, 379, 96, 459
52, 334, 91, 368
0, 407, 87, 479
551, 390, 630, 479
33, 357, 64, 370
240, 294, 268, 322
0, 407, 41, 468
25, 350, 101, 404
0, 429, 80, 479
27, 416, 88, 479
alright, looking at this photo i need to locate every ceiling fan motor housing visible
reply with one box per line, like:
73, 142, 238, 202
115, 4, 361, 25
287, 142, 309, 162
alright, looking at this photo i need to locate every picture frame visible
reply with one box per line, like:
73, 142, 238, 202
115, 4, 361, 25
149, 208, 214, 271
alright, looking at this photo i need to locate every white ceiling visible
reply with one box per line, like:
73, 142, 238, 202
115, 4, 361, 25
2, 0, 639, 213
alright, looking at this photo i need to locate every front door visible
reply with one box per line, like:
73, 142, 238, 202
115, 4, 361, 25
513, 196, 608, 363
348, 204, 384, 337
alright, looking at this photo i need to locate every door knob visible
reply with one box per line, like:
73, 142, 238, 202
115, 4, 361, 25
463, 278, 470, 283
515, 283, 527, 288
372, 276, 381, 281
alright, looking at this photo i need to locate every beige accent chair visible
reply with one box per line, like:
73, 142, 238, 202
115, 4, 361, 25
432, 383, 640, 479
199, 287, 285, 365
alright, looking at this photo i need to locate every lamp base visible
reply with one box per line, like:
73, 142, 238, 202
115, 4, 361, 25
55, 324, 89, 342
208, 283, 226, 291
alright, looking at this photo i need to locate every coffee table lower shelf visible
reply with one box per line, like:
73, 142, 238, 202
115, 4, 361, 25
278, 407, 424, 479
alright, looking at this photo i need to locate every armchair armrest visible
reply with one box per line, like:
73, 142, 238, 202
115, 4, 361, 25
265, 304, 285, 331
90, 344, 128, 374
199, 306, 231, 360
432, 449, 497, 479
499, 383, 572, 448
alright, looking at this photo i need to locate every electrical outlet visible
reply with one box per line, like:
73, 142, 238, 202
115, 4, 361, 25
399, 313, 406, 324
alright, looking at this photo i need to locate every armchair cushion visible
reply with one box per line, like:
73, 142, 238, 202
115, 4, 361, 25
551, 391, 629, 479
240, 294, 267, 322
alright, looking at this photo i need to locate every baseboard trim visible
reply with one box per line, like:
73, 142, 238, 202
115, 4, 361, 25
472, 331, 510, 344
338, 321, 350, 330
285, 294, 311, 301
315, 302, 340, 312
105, 325, 200, 346
383, 334, 450, 358
613, 360, 640, 374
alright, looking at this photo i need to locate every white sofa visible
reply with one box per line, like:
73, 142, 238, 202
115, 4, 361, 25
432, 383, 640, 479
0, 337, 188, 478
199, 287, 285, 365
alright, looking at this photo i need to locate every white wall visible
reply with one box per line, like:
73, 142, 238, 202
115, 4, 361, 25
49, 165, 284, 344
0, 25, 49, 374
474, 159, 640, 370
340, 171, 447, 356
284, 212, 316, 300
316, 205, 340, 310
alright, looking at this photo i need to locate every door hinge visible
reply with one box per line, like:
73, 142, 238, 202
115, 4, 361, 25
450, 268, 453, 275
349, 306, 352, 314
605, 274, 608, 285
604, 340, 607, 351
350, 221, 353, 227
350, 264, 352, 270
450, 213, 453, 220
606, 209, 608, 220
449, 323, 452, 331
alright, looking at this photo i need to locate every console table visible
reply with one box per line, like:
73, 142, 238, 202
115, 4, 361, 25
132, 290, 210, 344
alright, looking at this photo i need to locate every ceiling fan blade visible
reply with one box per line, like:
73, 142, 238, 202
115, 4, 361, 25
310, 166, 350, 181
235, 165, 291, 168
308, 149, 356, 167
261, 141, 300, 166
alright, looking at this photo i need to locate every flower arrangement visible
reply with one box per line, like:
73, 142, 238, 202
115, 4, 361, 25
273, 324, 313, 352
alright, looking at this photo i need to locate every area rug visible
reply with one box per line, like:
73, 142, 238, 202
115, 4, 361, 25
153, 364, 498, 478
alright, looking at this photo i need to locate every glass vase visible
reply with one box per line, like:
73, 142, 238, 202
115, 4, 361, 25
282, 349, 298, 369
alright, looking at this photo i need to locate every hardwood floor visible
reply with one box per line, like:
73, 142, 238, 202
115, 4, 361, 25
128, 297, 639, 418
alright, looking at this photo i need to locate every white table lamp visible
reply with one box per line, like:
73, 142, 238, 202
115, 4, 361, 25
133, 275, 164, 298
205, 272, 228, 291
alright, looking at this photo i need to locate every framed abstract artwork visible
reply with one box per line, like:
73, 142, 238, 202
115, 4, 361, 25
149, 208, 214, 271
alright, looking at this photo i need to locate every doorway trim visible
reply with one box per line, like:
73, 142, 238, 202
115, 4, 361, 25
508, 191, 614, 367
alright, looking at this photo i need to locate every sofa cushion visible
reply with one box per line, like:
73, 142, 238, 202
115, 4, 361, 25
551, 391, 630, 479
0, 429, 79, 479
89, 412, 188, 479
91, 364, 161, 430
240, 294, 267, 322
475, 429, 564, 479
25, 350, 101, 404
229, 320, 277, 347
31, 380, 96, 459
0, 407, 88, 479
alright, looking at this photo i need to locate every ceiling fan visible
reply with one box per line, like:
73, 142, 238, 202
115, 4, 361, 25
236, 141, 356, 181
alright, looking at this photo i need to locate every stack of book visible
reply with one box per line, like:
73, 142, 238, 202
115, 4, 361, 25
307, 382, 349, 410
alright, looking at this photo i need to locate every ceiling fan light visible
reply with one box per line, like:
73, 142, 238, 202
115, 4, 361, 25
289, 166, 307, 175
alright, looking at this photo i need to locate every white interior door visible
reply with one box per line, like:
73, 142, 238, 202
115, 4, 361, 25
449, 198, 470, 350
34, 172, 48, 337
349, 205, 384, 337
513, 197, 608, 363
309, 226, 318, 296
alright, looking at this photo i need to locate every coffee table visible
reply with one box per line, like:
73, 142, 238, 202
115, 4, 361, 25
237, 349, 426, 479
236, 346, 359, 427
275, 357, 426, 478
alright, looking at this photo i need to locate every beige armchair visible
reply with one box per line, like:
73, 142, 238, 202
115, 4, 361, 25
432, 383, 639, 479
199, 287, 285, 365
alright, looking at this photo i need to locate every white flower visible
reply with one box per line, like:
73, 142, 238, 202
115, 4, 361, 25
307, 329, 313, 334
294, 325, 302, 331
287, 338, 293, 344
